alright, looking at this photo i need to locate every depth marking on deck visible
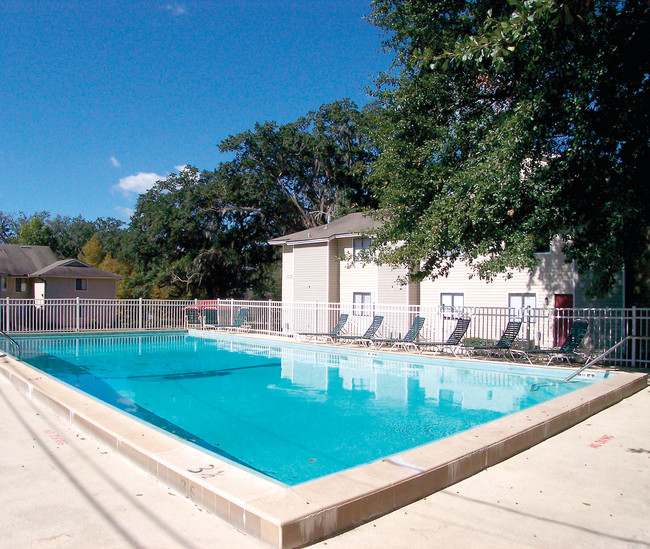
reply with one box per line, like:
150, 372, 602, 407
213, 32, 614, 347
589, 434, 614, 449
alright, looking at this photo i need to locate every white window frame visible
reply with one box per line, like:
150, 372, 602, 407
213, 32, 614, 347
353, 237, 371, 262
509, 293, 537, 322
76, 278, 88, 291
352, 292, 372, 316
441, 293, 464, 318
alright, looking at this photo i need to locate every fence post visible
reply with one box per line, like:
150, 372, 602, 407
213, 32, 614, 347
268, 300, 272, 334
75, 297, 80, 332
5, 297, 9, 332
631, 306, 637, 367
138, 298, 143, 330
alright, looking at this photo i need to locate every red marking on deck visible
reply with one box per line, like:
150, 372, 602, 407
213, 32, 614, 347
43, 429, 68, 446
589, 434, 614, 449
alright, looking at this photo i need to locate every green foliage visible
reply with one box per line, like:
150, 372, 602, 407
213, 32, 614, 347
14, 215, 56, 248
0, 211, 19, 243
368, 0, 650, 299
218, 99, 376, 232
47, 215, 97, 258
124, 167, 275, 299
78, 234, 106, 267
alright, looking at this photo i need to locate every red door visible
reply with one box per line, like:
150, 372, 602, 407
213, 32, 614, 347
554, 294, 574, 346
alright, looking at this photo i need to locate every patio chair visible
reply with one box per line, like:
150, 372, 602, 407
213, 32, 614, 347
297, 313, 349, 343
216, 308, 250, 332
371, 316, 426, 350
466, 320, 522, 360
203, 308, 220, 330
184, 307, 202, 329
331, 315, 384, 345
524, 320, 589, 365
413, 317, 471, 355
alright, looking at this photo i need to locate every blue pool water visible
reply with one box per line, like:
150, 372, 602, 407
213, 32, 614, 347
11, 331, 596, 485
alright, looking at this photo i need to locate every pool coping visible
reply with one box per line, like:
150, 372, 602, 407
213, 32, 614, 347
1, 338, 647, 549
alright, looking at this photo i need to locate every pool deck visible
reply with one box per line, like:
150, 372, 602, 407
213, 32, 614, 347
1, 348, 649, 548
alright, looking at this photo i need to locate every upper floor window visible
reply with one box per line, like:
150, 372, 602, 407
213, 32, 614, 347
1, 277, 6, 292
76, 278, 88, 291
353, 237, 371, 261
15, 278, 27, 293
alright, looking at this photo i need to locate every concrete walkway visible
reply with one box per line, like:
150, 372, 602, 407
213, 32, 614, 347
1, 372, 648, 549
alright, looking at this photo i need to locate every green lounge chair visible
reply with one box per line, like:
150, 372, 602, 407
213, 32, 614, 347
524, 320, 589, 365
184, 307, 202, 329
332, 315, 384, 345
372, 316, 426, 349
298, 314, 349, 343
466, 320, 522, 360
414, 317, 471, 355
216, 308, 249, 332
203, 308, 220, 330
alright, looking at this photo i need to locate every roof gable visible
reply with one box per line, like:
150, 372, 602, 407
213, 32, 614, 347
31, 258, 121, 280
268, 212, 383, 246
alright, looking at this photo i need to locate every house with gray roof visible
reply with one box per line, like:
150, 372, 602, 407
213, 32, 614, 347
0, 244, 121, 300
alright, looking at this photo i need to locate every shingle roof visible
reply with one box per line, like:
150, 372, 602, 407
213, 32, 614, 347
0, 244, 58, 276
268, 212, 383, 246
0, 245, 121, 280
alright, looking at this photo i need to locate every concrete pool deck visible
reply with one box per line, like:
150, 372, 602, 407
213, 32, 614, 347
1, 347, 648, 548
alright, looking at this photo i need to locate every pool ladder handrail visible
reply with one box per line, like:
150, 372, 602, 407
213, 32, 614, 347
564, 335, 650, 382
0, 329, 20, 357
531, 335, 649, 391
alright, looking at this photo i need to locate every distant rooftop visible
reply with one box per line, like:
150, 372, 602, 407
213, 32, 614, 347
0, 244, 121, 280
268, 212, 382, 246
0, 244, 58, 276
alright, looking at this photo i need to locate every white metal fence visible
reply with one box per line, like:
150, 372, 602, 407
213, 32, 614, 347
1, 298, 648, 369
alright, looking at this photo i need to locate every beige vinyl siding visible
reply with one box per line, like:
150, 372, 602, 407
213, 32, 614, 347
293, 242, 329, 302
327, 240, 340, 302
420, 240, 577, 308
337, 237, 377, 304
408, 279, 420, 306
421, 262, 545, 309
281, 245, 294, 302
377, 265, 410, 305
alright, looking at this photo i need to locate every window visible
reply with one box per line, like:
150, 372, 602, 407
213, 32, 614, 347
15, 278, 27, 293
353, 237, 370, 261
441, 293, 464, 318
76, 278, 88, 291
1, 277, 6, 292
509, 293, 536, 321
353, 292, 372, 316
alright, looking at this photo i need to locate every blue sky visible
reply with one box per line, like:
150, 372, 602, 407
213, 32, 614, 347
0, 1, 392, 223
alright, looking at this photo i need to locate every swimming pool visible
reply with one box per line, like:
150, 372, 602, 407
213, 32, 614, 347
12, 331, 597, 485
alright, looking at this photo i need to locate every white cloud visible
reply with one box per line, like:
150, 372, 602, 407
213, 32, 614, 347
164, 3, 187, 16
174, 164, 188, 172
116, 206, 134, 219
110, 155, 121, 168
115, 172, 165, 194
